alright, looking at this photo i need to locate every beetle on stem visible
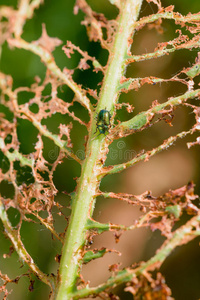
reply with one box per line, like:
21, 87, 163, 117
95, 109, 111, 137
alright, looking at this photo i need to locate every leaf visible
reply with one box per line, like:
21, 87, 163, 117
185, 64, 200, 78
86, 218, 110, 233
165, 205, 181, 218
83, 248, 107, 263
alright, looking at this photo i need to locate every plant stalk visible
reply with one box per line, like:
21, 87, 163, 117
55, 1, 143, 299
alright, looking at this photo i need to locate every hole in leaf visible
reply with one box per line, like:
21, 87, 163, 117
14, 161, 35, 186
0, 180, 15, 198
4, 134, 12, 144
17, 91, 35, 105
29, 103, 39, 114
0, 151, 10, 173
7, 207, 20, 227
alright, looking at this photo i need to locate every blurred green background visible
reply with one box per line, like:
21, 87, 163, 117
0, 0, 200, 299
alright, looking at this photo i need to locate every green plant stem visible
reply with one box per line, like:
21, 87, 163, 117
55, 1, 143, 299
97, 1, 143, 112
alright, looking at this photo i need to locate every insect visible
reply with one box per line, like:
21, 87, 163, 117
95, 109, 111, 136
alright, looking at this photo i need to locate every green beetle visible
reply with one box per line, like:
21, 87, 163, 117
95, 109, 111, 136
